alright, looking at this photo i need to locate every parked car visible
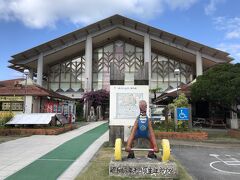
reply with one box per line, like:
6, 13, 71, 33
150, 105, 166, 121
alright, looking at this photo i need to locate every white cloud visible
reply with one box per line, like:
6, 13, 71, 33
226, 31, 240, 39
0, 0, 198, 29
216, 43, 240, 63
214, 16, 240, 40
164, 0, 198, 10
204, 0, 224, 15
0, 0, 12, 21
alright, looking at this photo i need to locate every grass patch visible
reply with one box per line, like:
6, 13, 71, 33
76, 143, 192, 180
171, 155, 193, 180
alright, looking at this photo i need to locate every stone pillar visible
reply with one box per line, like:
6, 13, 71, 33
37, 53, 43, 86
29, 69, 34, 80
85, 35, 93, 91
144, 33, 151, 86
196, 51, 203, 76
230, 105, 239, 129
25, 96, 33, 114
32, 97, 40, 113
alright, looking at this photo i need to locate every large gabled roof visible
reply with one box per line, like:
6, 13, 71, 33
9, 14, 232, 68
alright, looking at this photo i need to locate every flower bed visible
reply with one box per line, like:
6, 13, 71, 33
0, 124, 76, 136
154, 131, 208, 140
228, 129, 240, 139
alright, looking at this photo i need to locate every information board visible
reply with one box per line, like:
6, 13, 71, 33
109, 85, 149, 126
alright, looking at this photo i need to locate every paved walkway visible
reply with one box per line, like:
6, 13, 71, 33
0, 121, 108, 180
58, 131, 108, 180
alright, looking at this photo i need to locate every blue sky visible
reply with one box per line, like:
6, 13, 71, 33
0, 0, 240, 80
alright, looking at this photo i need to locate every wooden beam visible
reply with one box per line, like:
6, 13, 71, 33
47, 51, 84, 67
212, 51, 218, 57
147, 26, 150, 33
97, 23, 101, 30
46, 43, 53, 50
159, 31, 163, 38
172, 37, 177, 43
122, 18, 125, 26
134, 23, 137, 30
59, 39, 65, 45
34, 48, 41, 54
72, 33, 78, 40
109, 19, 113, 26
185, 41, 190, 48
21, 53, 28, 59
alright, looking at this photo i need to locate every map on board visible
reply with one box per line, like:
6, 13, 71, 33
116, 93, 143, 119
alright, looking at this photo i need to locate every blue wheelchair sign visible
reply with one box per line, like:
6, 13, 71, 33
177, 108, 189, 120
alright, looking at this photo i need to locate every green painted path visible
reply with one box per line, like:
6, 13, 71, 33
6, 123, 108, 180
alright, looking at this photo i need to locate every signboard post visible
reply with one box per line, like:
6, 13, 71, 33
175, 107, 190, 131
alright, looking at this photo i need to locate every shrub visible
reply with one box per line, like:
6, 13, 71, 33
153, 120, 189, 132
0, 112, 14, 125
152, 120, 175, 132
177, 121, 189, 132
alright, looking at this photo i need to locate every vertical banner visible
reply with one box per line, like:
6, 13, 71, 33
44, 102, 53, 113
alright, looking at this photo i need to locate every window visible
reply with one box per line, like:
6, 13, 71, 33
93, 40, 144, 90
151, 54, 193, 91
49, 56, 85, 92
0, 102, 23, 111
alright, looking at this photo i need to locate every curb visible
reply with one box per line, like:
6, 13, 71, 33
170, 141, 240, 149
203, 140, 240, 144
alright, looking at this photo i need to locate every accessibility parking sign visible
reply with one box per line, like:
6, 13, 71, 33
176, 108, 189, 120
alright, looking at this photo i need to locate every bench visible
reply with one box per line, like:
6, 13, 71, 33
208, 118, 227, 128
193, 118, 207, 128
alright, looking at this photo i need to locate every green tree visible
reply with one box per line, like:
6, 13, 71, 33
150, 87, 162, 99
191, 63, 240, 113
81, 89, 110, 120
168, 93, 189, 111
82, 89, 109, 109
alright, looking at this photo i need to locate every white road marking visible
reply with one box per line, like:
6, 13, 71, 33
209, 154, 219, 157
210, 161, 240, 175
224, 154, 240, 163
209, 154, 229, 165
209, 154, 240, 175
225, 161, 240, 166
